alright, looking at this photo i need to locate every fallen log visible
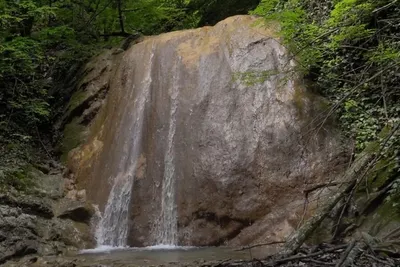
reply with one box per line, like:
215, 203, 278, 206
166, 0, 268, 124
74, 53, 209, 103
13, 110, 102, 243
282, 124, 400, 256
280, 149, 375, 256
235, 241, 286, 251
267, 244, 347, 265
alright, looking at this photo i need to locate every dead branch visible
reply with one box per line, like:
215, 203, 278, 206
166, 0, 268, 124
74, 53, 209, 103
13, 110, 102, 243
383, 226, 400, 241
281, 123, 399, 256
100, 31, 133, 37
364, 253, 395, 266
213, 258, 233, 267
374, 248, 400, 258
304, 258, 336, 266
360, 180, 395, 216
342, 224, 358, 237
314, 64, 399, 136
303, 182, 344, 197
335, 241, 366, 267
280, 178, 357, 256
332, 186, 356, 240
268, 244, 347, 265
335, 241, 356, 267
373, 0, 399, 14
296, 196, 309, 229
235, 241, 286, 251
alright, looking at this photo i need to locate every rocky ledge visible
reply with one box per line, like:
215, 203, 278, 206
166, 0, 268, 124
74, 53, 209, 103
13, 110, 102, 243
0, 168, 95, 265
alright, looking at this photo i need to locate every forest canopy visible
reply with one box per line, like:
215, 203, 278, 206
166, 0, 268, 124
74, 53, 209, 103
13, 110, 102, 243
0, 0, 260, 188
0, 0, 259, 144
0, 0, 399, 200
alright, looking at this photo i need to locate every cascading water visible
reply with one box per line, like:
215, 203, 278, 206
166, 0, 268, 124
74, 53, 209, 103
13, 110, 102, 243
93, 40, 180, 248
94, 47, 155, 247
95, 163, 136, 247
154, 65, 180, 246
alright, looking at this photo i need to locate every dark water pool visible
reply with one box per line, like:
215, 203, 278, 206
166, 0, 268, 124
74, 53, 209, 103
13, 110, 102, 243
74, 245, 276, 266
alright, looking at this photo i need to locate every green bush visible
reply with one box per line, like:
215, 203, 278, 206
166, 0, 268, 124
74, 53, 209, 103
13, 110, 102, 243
253, 0, 399, 205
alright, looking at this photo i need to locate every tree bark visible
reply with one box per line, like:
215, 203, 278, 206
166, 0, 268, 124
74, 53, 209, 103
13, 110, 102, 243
117, 0, 125, 34
100, 31, 131, 37
335, 241, 366, 267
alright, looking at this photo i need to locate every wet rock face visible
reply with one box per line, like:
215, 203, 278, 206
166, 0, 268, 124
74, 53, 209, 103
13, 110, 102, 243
70, 15, 349, 246
56, 200, 95, 224
0, 197, 94, 264
56, 48, 124, 161
0, 205, 39, 263
0, 186, 95, 263
0, 194, 54, 219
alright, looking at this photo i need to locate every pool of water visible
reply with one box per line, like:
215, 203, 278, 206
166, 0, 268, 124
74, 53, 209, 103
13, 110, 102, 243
72, 246, 276, 266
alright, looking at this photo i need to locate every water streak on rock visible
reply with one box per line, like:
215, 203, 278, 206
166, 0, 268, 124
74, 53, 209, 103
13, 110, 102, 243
155, 61, 180, 245
95, 47, 155, 247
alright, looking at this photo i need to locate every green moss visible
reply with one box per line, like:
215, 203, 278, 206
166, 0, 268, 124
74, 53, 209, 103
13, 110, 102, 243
366, 159, 397, 190
355, 189, 400, 238
60, 118, 86, 162
317, 97, 330, 112
308, 220, 332, 245
363, 140, 380, 154
364, 199, 400, 237
232, 69, 280, 86
293, 87, 305, 116
0, 165, 36, 192
378, 200, 400, 221
67, 90, 88, 116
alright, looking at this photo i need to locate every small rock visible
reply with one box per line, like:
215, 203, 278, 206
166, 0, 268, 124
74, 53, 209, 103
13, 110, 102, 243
35, 164, 51, 174
35, 174, 64, 199
65, 189, 78, 200
64, 179, 75, 191
112, 48, 124, 55
57, 200, 95, 224
0, 205, 39, 264
76, 190, 86, 202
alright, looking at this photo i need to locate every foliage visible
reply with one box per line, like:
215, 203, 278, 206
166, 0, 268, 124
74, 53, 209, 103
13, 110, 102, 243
0, 0, 259, 190
0, 0, 206, 140
0, 0, 193, 189
253, 0, 400, 207
187, 0, 260, 26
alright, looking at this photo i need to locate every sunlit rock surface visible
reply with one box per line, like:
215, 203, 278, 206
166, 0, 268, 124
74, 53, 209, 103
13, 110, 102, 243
68, 15, 348, 247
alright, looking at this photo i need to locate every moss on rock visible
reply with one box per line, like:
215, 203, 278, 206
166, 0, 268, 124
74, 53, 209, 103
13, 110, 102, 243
60, 118, 87, 162
66, 90, 88, 117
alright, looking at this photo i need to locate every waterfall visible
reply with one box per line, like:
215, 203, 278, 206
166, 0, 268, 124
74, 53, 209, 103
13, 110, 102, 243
93, 40, 180, 247
95, 47, 154, 247
155, 64, 179, 246
74, 16, 341, 248
95, 162, 137, 247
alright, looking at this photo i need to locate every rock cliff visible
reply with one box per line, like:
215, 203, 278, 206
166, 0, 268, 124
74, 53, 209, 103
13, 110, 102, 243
0, 168, 94, 264
67, 15, 349, 247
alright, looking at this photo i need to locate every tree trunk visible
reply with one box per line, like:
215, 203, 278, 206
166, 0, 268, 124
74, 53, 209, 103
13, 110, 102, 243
117, 0, 125, 34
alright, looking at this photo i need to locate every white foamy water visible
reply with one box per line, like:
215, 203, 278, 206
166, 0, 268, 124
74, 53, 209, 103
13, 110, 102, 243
95, 163, 137, 246
80, 245, 128, 254
80, 245, 194, 254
